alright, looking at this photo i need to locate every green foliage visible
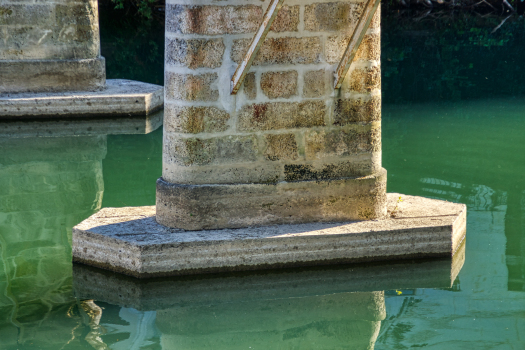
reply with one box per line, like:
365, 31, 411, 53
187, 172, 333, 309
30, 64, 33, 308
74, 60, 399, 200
467, 27, 512, 47
390, 196, 403, 218
99, 1, 164, 84
110, 0, 161, 19
381, 9, 525, 103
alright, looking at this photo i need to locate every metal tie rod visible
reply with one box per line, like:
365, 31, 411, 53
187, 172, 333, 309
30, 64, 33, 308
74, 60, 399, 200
230, 0, 285, 95
334, 0, 380, 89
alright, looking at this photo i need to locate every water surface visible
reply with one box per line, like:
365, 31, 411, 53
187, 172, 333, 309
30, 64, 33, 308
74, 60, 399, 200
1, 7, 525, 350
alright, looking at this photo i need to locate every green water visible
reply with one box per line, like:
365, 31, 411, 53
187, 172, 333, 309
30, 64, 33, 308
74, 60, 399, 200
2, 9, 525, 350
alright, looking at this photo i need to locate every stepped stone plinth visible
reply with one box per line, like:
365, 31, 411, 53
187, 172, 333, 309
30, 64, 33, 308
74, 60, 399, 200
72, 0, 467, 277
0, 0, 163, 119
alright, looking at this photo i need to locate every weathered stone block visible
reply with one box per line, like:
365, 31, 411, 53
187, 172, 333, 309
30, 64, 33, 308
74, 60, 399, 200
356, 33, 381, 61
166, 4, 262, 35
243, 73, 257, 100
0, 1, 100, 60
156, 169, 387, 230
304, 2, 360, 32
238, 101, 326, 131
164, 104, 230, 134
165, 38, 225, 69
165, 72, 218, 101
163, 134, 258, 166
346, 66, 381, 93
303, 70, 326, 98
56, 3, 97, 27
264, 134, 298, 161
0, 5, 54, 26
326, 33, 380, 64
334, 95, 381, 125
284, 156, 380, 181
0, 58, 105, 93
232, 37, 322, 66
0, 25, 100, 60
260, 71, 298, 99
305, 124, 381, 160
163, 163, 283, 185
369, 3, 381, 29
270, 5, 299, 32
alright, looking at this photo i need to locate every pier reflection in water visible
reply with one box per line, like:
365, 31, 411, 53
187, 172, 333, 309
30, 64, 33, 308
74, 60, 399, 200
71, 246, 464, 350
0, 135, 105, 347
0, 116, 162, 348
0, 110, 163, 139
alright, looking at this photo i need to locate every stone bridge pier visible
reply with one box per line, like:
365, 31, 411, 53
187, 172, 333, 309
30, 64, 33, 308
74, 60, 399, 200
0, 0, 163, 119
157, 0, 386, 230
72, 0, 467, 278
0, 0, 104, 93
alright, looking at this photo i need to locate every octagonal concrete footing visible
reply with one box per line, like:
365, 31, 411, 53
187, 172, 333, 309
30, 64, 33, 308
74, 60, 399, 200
72, 193, 466, 278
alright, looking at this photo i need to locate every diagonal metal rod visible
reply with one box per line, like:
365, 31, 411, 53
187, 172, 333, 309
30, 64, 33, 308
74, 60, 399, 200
230, 0, 285, 95
334, 0, 380, 89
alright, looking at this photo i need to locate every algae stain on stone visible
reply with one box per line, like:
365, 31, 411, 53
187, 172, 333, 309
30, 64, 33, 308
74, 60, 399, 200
0, 7, 13, 16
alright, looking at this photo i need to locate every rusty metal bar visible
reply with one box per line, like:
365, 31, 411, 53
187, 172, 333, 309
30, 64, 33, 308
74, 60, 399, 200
230, 0, 285, 95
334, 0, 380, 89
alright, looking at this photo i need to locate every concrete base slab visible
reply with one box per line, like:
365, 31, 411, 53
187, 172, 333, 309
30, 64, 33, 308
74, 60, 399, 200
0, 110, 163, 138
72, 193, 466, 278
0, 79, 163, 119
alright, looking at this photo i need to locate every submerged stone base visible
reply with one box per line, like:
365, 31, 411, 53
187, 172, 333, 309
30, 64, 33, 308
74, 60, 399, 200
156, 169, 387, 230
72, 193, 466, 278
73, 240, 465, 310
0, 79, 163, 119
0, 110, 164, 138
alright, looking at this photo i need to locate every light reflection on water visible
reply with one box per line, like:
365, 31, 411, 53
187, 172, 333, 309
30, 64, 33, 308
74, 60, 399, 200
0, 135, 105, 349
379, 98, 525, 349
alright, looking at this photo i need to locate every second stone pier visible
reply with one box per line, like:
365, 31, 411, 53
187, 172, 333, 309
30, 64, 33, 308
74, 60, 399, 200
0, 0, 104, 93
158, 0, 385, 230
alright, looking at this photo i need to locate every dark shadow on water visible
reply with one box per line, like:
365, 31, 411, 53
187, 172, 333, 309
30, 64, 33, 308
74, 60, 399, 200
0, 109, 163, 138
